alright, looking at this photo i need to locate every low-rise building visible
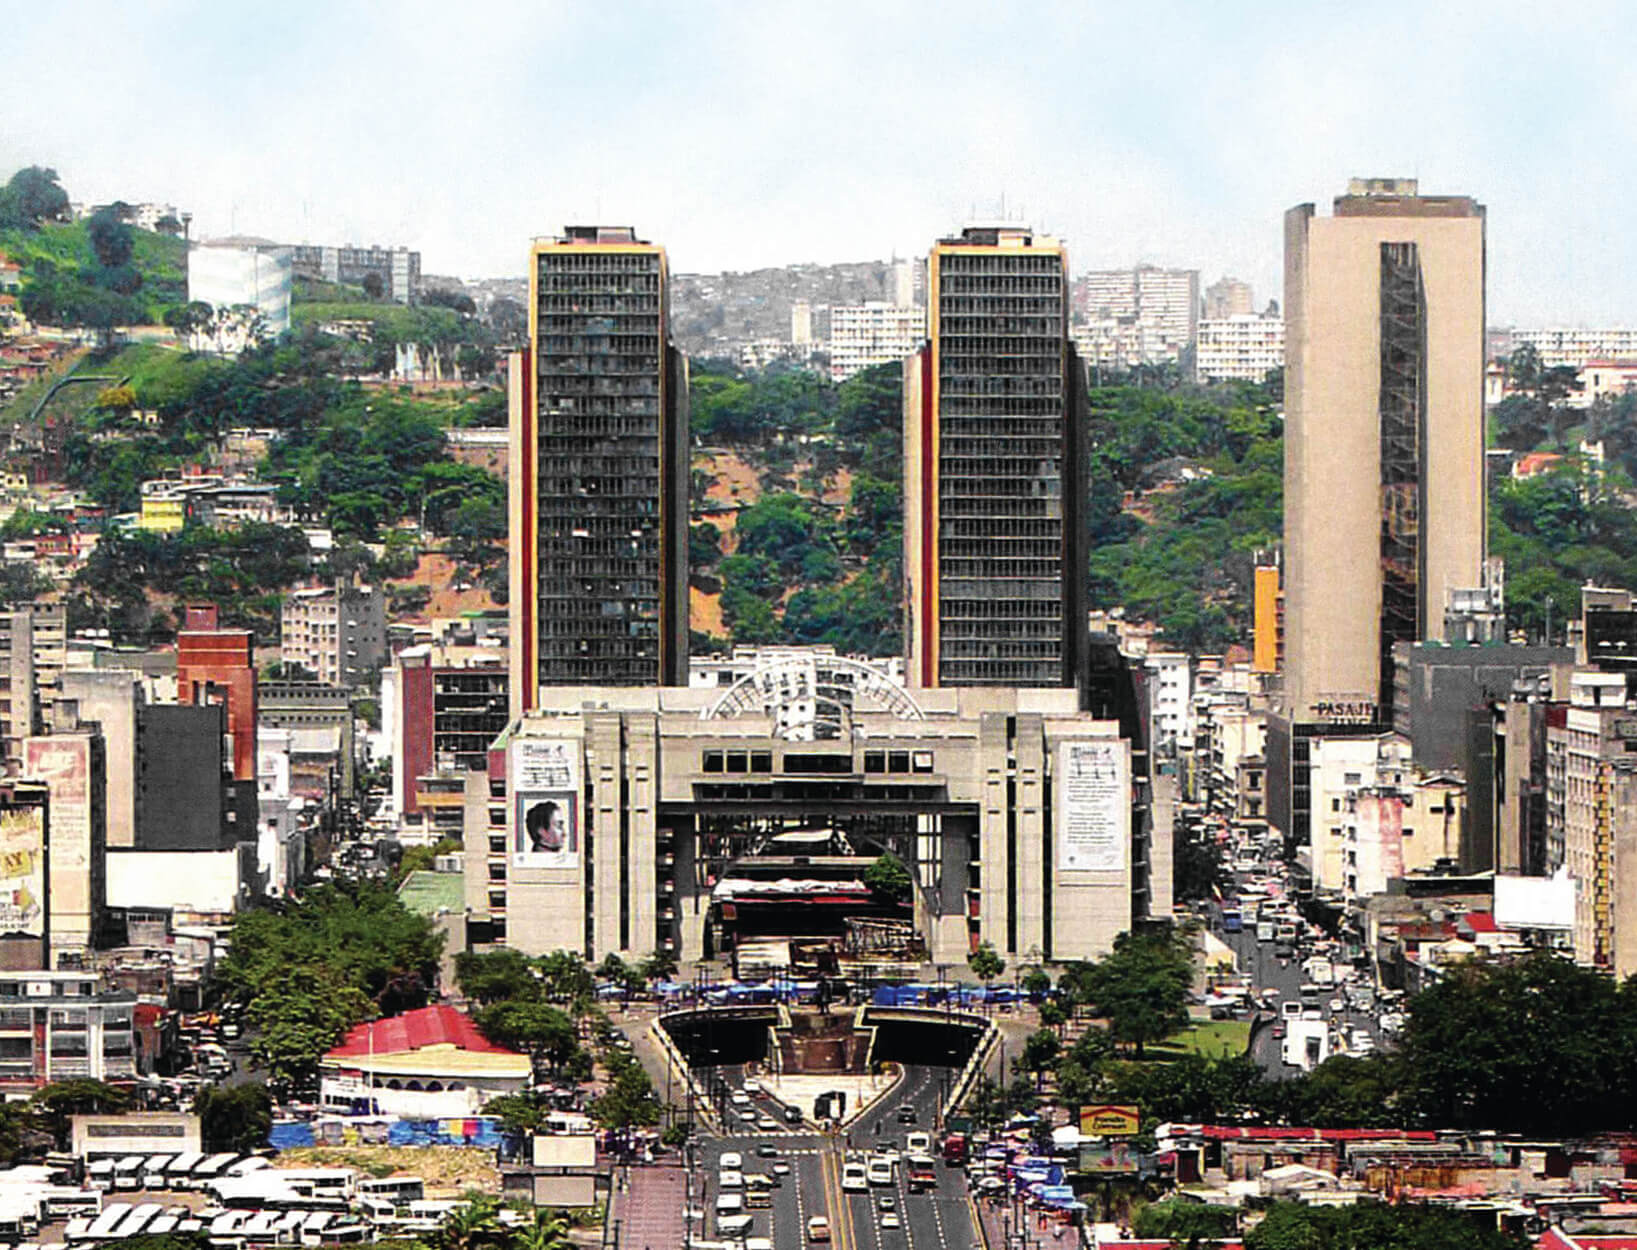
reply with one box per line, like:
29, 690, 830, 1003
0, 971, 136, 1092
318, 1005, 530, 1118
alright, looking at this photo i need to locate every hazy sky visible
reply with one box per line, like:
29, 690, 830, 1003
3, 1, 1632, 324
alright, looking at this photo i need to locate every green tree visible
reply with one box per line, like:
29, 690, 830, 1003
0, 166, 70, 230
87, 207, 135, 269
1245, 1201, 1527, 1250
1134, 1199, 1238, 1243
195, 1083, 273, 1152
967, 942, 1005, 999
245, 964, 375, 1092
32, 1079, 129, 1147
430, 1195, 508, 1250
480, 1091, 550, 1137
862, 852, 913, 904
591, 1056, 661, 1130
454, 949, 540, 1006
536, 951, 595, 1013
639, 950, 678, 985
473, 1000, 581, 1077
1075, 929, 1192, 1057
1021, 1028, 1061, 1090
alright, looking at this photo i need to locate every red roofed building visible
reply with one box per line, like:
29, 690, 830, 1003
318, 1005, 531, 1119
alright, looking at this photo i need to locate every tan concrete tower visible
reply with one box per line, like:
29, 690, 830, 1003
1282, 178, 1486, 726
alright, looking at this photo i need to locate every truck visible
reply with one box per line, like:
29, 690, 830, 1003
1302, 956, 1334, 987
941, 1132, 968, 1165
907, 1156, 937, 1192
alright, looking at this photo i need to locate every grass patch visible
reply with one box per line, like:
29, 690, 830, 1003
1144, 1018, 1251, 1059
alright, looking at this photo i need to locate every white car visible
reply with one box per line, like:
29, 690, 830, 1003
867, 1157, 895, 1186
719, 1151, 743, 1171
906, 1132, 931, 1154
881, 1212, 902, 1229
743, 1079, 761, 1093
730, 1091, 752, 1108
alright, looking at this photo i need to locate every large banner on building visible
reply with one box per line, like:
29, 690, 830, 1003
1056, 739, 1128, 872
0, 807, 44, 938
512, 739, 580, 869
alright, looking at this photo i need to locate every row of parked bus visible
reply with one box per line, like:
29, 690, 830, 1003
85, 1153, 271, 1193
64, 1202, 372, 1246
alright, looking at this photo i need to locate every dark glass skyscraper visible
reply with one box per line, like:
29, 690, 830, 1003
905, 225, 1087, 690
508, 227, 689, 709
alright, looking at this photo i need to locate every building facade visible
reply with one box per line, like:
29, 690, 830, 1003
828, 302, 925, 381
176, 604, 257, 783
508, 226, 690, 708
464, 682, 1149, 966
0, 971, 136, 1092
1195, 315, 1285, 382
1282, 178, 1487, 727
1072, 265, 1200, 367
290, 244, 420, 303
1204, 276, 1255, 320
904, 225, 1088, 691
281, 582, 386, 689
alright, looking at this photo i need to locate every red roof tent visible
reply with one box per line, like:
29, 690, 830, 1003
1539, 1234, 1637, 1250
1184, 1126, 1439, 1143
327, 1005, 518, 1059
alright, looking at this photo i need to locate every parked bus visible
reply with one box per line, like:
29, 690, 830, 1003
41, 1189, 102, 1220
356, 1176, 424, 1207
112, 1158, 145, 1191
86, 1160, 115, 1192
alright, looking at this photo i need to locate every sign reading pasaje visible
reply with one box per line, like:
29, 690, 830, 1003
1079, 1104, 1139, 1137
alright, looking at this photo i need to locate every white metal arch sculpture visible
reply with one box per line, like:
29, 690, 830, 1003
701, 652, 924, 740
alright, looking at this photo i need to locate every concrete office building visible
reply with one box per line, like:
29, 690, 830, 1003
905, 224, 1088, 691
464, 681, 1148, 966
1282, 177, 1486, 725
508, 226, 689, 709
0, 611, 35, 772
1270, 178, 1487, 853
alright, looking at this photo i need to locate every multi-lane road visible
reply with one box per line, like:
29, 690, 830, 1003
692, 1062, 978, 1250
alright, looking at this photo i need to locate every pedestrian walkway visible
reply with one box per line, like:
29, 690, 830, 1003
611, 1164, 686, 1250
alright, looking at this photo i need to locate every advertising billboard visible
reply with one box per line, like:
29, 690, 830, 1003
0, 807, 44, 938
1078, 1104, 1139, 1137
512, 739, 580, 869
1056, 739, 1128, 872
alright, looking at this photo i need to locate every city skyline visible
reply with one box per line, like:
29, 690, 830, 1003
3, 2, 1635, 325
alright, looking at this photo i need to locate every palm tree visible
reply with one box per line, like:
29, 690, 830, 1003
511, 1209, 571, 1250
432, 1196, 508, 1250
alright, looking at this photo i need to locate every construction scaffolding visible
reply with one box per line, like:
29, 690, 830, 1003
1377, 241, 1427, 724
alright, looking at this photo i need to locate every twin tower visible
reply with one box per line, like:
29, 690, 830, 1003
506, 222, 1089, 709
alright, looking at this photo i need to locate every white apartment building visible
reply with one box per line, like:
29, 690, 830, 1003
280, 582, 386, 688
1073, 265, 1199, 366
1509, 328, 1637, 369
1308, 734, 1412, 894
828, 302, 925, 381
1196, 315, 1285, 383
1144, 653, 1191, 753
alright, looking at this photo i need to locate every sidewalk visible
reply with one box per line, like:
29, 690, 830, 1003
610, 1164, 687, 1250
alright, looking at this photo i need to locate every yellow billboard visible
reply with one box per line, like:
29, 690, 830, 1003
1079, 1104, 1140, 1137
0, 807, 44, 939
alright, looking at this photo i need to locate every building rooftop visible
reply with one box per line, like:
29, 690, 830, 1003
397, 869, 464, 917
326, 1004, 520, 1069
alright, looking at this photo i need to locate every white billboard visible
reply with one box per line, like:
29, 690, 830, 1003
512, 739, 580, 869
1056, 739, 1129, 873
